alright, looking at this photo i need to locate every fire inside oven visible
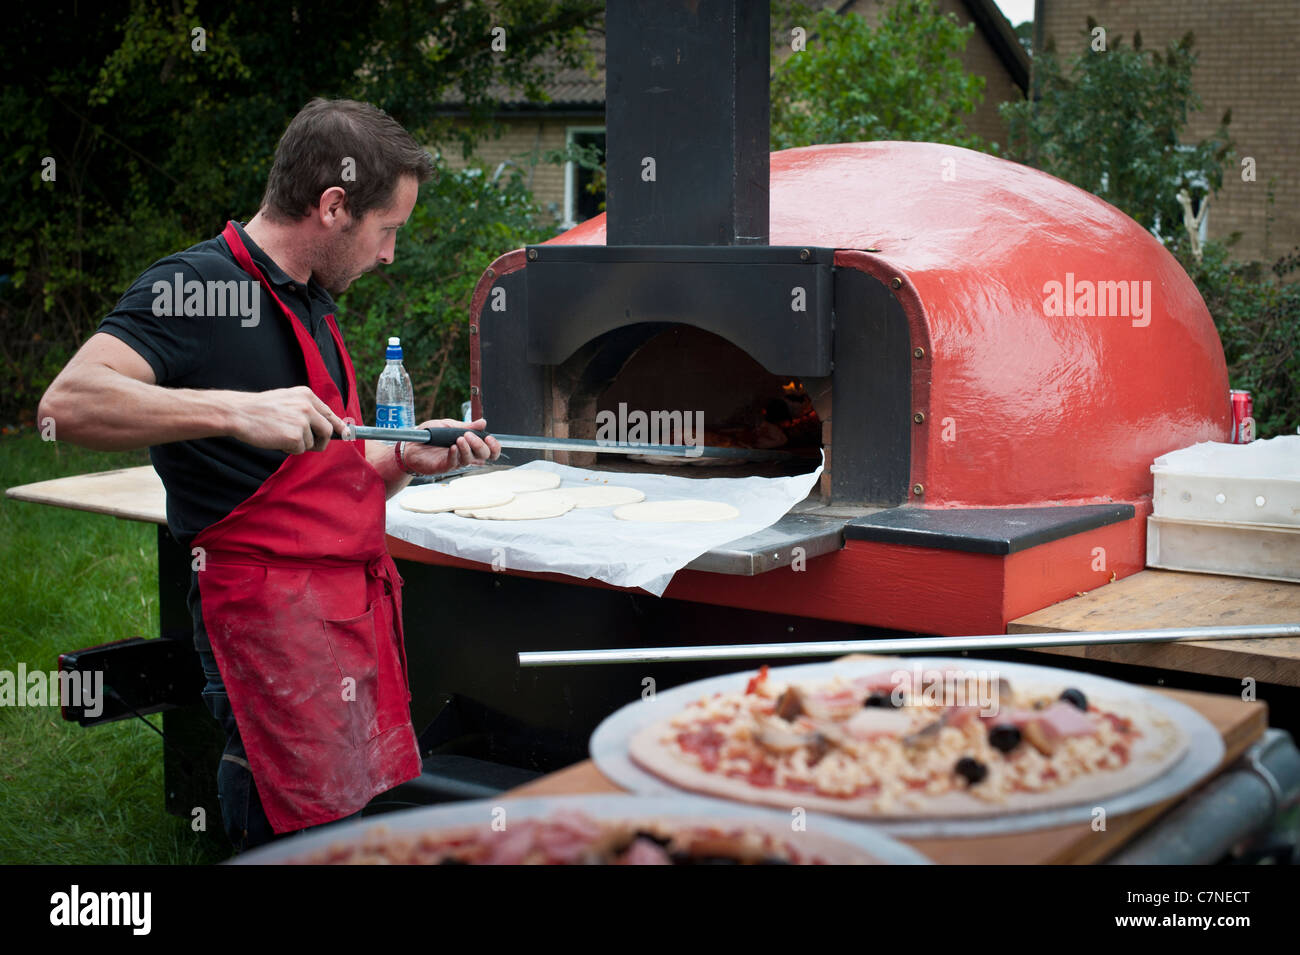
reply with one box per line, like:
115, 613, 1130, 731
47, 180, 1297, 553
548, 324, 826, 479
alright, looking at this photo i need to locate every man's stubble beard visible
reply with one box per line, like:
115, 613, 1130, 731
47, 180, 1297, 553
316, 219, 363, 296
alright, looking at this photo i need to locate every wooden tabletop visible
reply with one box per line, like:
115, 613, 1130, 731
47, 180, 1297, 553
4, 465, 166, 524
505, 686, 1266, 864
1009, 569, 1300, 687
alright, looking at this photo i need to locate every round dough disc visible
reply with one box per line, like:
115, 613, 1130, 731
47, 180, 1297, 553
455, 489, 575, 520
448, 470, 562, 493
557, 486, 646, 508
400, 485, 514, 513
613, 499, 740, 522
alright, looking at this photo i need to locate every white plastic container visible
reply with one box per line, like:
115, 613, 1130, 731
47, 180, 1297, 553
1147, 515, 1300, 583
1151, 436, 1300, 527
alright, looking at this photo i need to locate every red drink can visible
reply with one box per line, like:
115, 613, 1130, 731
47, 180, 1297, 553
1229, 389, 1254, 443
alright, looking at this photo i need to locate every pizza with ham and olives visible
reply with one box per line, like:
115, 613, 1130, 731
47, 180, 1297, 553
281, 809, 885, 865
627, 659, 1189, 818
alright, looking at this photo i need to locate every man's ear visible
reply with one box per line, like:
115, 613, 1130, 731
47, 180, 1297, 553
317, 186, 349, 228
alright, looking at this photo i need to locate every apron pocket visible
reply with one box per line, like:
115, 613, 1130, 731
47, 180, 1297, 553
322, 605, 383, 743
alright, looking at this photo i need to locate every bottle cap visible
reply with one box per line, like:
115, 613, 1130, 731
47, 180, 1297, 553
386, 336, 403, 360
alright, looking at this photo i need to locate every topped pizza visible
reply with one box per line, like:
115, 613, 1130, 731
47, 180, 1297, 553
627, 658, 1189, 818
276, 809, 889, 865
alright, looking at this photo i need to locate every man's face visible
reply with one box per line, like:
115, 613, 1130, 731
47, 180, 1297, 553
315, 173, 419, 295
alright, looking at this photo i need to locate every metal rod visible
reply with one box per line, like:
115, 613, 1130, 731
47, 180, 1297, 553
517, 623, 1300, 667
348, 425, 798, 461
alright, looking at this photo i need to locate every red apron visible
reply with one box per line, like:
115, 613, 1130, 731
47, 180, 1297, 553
191, 221, 420, 833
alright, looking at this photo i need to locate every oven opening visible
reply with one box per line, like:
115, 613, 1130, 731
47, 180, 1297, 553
548, 324, 827, 488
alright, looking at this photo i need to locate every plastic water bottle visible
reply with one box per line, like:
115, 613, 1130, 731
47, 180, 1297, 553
375, 337, 416, 441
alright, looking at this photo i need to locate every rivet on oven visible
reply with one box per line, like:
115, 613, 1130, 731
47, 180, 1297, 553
527, 249, 538, 261
786, 625, 795, 633
913, 346, 925, 359
891, 277, 903, 289
913, 412, 925, 424
469, 324, 478, 335
799, 249, 810, 261
470, 386, 480, 396
486, 268, 495, 278
912, 483, 925, 496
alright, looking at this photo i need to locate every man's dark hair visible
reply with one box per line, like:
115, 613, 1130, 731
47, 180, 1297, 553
261, 98, 435, 222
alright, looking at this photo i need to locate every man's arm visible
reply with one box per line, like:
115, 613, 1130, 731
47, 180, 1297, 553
39, 333, 344, 454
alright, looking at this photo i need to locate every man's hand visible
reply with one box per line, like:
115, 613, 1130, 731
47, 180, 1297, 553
228, 386, 347, 454
400, 417, 501, 474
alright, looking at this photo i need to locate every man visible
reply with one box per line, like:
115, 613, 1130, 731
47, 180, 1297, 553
38, 98, 500, 850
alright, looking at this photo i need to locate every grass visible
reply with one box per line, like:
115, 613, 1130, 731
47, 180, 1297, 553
1, 431, 227, 864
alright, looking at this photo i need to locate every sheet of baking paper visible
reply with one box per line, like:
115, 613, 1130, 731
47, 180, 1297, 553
385, 451, 824, 596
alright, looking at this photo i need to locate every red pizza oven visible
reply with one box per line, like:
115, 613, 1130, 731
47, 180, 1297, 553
377, 1, 1233, 779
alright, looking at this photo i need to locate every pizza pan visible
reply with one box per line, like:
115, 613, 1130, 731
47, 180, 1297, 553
226, 793, 931, 865
590, 656, 1226, 839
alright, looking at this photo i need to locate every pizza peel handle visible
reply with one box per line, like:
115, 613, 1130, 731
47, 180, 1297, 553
344, 424, 490, 445
421, 427, 490, 446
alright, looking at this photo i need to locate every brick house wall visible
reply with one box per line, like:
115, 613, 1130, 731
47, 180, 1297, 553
437, 115, 601, 229
1040, 0, 1299, 263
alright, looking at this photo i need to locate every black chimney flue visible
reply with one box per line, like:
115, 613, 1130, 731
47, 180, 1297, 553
604, 0, 771, 246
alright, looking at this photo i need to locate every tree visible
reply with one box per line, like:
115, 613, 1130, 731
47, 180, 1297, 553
1, 0, 603, 422
770, 0, 987, 151
1000, 22, 1232, 237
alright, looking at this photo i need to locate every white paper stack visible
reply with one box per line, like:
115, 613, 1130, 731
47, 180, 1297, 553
1147, 435, 1300, 582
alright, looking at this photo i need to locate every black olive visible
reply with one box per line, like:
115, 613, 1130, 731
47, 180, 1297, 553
1060, 688, 1088, 711
955, 756, 988, 785
988, 724, 1022, 753
633, 829, 672, 848
865, 691, 904, 708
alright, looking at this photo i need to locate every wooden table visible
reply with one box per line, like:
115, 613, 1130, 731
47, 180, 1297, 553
1009, 570, 1300, 687
505, 687, 1267, 864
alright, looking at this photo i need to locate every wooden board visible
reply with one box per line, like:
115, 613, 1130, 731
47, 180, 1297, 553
1009, 569, 1300, 687
503, 686, 1267, 864
5, 465, 166, 524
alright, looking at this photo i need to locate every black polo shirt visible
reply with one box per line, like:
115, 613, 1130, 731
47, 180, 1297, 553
97, 221, 350, 549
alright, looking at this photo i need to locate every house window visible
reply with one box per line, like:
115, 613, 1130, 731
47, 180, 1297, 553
563, 126, 606, 228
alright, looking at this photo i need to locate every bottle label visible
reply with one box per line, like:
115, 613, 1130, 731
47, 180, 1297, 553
376, 404, 408, 428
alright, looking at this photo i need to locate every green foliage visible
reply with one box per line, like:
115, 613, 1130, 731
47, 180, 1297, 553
1001, 24, 1232, 235
0, 0, 601, 423
771, 0, 987, 151
1174, 241, 1300, 437
339, 161, 550, 422
0, 434, 226, 864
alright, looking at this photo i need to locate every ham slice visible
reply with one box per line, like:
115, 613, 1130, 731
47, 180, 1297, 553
844, 707, 914, 740
1035, 701, 1097, 738
621, 838, 673, 865
979, 705, 1037, 728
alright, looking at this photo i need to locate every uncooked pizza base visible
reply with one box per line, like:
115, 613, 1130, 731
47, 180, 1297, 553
627, 697, 1188, 820
399, 485, 515, 513
448, 470, 562, 493
557, 486, 646, 508
455, 488, 575, 520
613, 499, 740, 522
